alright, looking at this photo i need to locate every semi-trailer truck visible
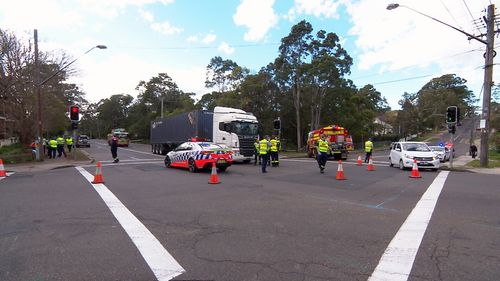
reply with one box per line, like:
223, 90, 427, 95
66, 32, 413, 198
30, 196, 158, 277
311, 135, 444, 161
150, 106, 258, 162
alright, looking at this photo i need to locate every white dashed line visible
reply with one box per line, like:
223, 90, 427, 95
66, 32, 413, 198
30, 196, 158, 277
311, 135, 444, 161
75, 166, 185, 280
368, 171, 450, 281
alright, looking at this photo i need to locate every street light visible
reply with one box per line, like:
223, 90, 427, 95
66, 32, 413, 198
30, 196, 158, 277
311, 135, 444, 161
387, 3, 495, 167
34, 30, 107, 161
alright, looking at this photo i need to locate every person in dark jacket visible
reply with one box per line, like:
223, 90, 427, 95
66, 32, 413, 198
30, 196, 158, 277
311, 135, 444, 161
470, 144, 478, 159
110, 134, 119, 163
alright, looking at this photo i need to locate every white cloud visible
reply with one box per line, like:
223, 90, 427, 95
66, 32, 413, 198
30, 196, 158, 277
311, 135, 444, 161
233, 0, 278, 42
287, 0, 343, 20
202, 32, 217, 44
151, 21, 184, 35
139, 8, 155, 22
218, 42, 235, 55
0, 0, 174, 33
345, 0, 489, 88
187, 35, 198, 43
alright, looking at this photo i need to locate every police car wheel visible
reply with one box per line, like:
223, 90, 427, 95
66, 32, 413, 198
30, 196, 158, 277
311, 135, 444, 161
165, 156, 171, 168
399, 160, 404, 170
188, 158, 198, 173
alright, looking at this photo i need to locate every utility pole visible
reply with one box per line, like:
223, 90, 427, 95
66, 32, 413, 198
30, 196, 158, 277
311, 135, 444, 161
34, 29, 43, 161
387, 3, 497, 167
479, 4, 495, 167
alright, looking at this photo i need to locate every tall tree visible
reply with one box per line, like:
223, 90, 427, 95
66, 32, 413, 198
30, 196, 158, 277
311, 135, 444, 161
274, 20, 313, 150
417, 74, 476, 130
205, 56, 249, 92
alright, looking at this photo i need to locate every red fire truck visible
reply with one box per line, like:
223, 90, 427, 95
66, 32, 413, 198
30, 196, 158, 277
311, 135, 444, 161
306, 125, 353, 160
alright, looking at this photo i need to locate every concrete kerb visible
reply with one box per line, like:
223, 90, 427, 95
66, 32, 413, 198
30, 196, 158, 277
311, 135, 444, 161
442, 155, 500, 175
4, 149, 94, 173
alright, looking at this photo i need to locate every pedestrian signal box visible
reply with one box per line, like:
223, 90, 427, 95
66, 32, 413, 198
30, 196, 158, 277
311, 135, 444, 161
446, 106, 457, 124
70, 105, 79, 122
273, 118, 281, 130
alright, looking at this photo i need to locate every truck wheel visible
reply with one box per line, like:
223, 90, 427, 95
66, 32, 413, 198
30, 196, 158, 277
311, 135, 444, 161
188, 158, 198, 173
164, 156, 171, 168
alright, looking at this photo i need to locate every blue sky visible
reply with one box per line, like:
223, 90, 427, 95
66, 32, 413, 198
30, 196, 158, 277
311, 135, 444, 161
1, 0, 496, 109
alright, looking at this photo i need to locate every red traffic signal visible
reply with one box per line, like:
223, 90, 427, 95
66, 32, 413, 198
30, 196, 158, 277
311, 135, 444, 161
70, 105, 79, 121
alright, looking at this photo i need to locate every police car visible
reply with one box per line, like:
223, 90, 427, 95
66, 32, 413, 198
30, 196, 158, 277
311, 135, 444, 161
164, 141, 233, 172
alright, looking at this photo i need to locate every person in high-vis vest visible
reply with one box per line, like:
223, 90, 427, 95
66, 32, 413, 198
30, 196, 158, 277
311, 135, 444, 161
253, 137, 260, 166
110, 134, 120, 163
56, 135, 66, 157
270, 136, 280, 167
66, 136, 73, 153
49, 137, 58, 159
364, 138, 374, 163
259, 135, 271, 173
316, 134, 330, 173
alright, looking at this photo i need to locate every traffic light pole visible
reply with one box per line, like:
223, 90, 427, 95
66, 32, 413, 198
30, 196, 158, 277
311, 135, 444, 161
449, 130, 454, 169
479, 4, 495, 167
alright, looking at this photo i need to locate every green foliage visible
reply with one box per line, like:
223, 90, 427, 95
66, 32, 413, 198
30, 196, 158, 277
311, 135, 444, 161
0, 143, 32, 164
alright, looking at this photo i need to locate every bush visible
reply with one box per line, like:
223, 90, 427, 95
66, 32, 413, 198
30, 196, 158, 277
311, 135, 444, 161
0, 143, 33, 164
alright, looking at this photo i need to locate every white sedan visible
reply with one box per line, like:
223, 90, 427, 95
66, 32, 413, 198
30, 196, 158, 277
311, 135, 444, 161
389, 142, 440, 171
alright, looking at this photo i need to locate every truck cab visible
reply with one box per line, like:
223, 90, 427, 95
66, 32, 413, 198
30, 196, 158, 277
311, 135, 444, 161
213, 106, 258, 162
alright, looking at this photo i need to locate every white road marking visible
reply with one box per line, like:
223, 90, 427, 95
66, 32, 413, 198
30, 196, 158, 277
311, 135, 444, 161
81, 161, 163, 168
282, 158, 390, 165
0, 172, 15, 180
75, 166, 185, 280
100, 159, 161, 163
368, 171, 450, 281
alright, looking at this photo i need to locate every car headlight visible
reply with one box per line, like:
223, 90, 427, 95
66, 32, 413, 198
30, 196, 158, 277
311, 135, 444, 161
404, 154, 413, 159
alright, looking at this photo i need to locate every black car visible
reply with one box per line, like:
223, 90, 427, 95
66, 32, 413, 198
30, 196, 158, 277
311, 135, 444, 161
76, 135, 90, 148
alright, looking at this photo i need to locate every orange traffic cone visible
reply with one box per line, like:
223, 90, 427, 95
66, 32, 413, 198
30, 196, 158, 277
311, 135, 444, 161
91, 161, 105, 184
409, 159, 421, 178
367, 157, 375, 171
208, 161, 220, 184
0, 159, 7, 177
357, 155, 362, 166
336, 160, 346, 180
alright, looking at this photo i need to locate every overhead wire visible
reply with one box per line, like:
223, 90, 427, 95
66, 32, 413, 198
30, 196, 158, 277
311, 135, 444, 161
440, 0, 464, 29
462, 0, 483, 34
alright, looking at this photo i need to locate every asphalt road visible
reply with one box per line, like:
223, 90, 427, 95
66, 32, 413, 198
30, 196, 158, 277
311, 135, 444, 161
0, 140, 499, 281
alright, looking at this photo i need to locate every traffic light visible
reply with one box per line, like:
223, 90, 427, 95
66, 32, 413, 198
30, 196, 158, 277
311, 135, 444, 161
446, 106, 457, 124
447, 124, 456, 134
273, 118, 281, 130
70, 105, 79, 122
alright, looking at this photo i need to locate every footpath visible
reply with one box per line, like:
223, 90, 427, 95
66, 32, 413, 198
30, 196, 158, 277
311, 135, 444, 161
2, 150, 94, 174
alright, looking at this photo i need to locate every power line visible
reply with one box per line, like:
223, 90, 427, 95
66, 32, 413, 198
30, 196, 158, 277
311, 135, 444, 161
462, 0, 483, 34
440, 0, 463, 29
350, 47, 487, 81
113, 42, 280, 51
372, 74, 434, 86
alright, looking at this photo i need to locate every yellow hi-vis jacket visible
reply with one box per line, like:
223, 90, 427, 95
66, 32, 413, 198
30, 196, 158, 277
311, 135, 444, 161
66, 137, 73, 145
317, 139, 329, 153
56, 137, 65, 145
364, 140, 373, 153
259, 139, 269, 155
49, 139, 58, 148
254, 141, 260, 153
270, 139, 280, 152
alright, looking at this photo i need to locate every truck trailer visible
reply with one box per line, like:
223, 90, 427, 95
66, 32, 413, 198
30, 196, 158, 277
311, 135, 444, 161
150, 106, 258, 162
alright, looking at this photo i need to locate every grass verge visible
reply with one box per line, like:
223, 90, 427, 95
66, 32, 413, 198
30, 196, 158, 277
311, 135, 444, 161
0, 143, 33, 164
466, 150, 500, 168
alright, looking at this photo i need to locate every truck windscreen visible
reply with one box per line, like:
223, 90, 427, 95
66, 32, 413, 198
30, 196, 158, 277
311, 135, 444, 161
230, 122, 258, 135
